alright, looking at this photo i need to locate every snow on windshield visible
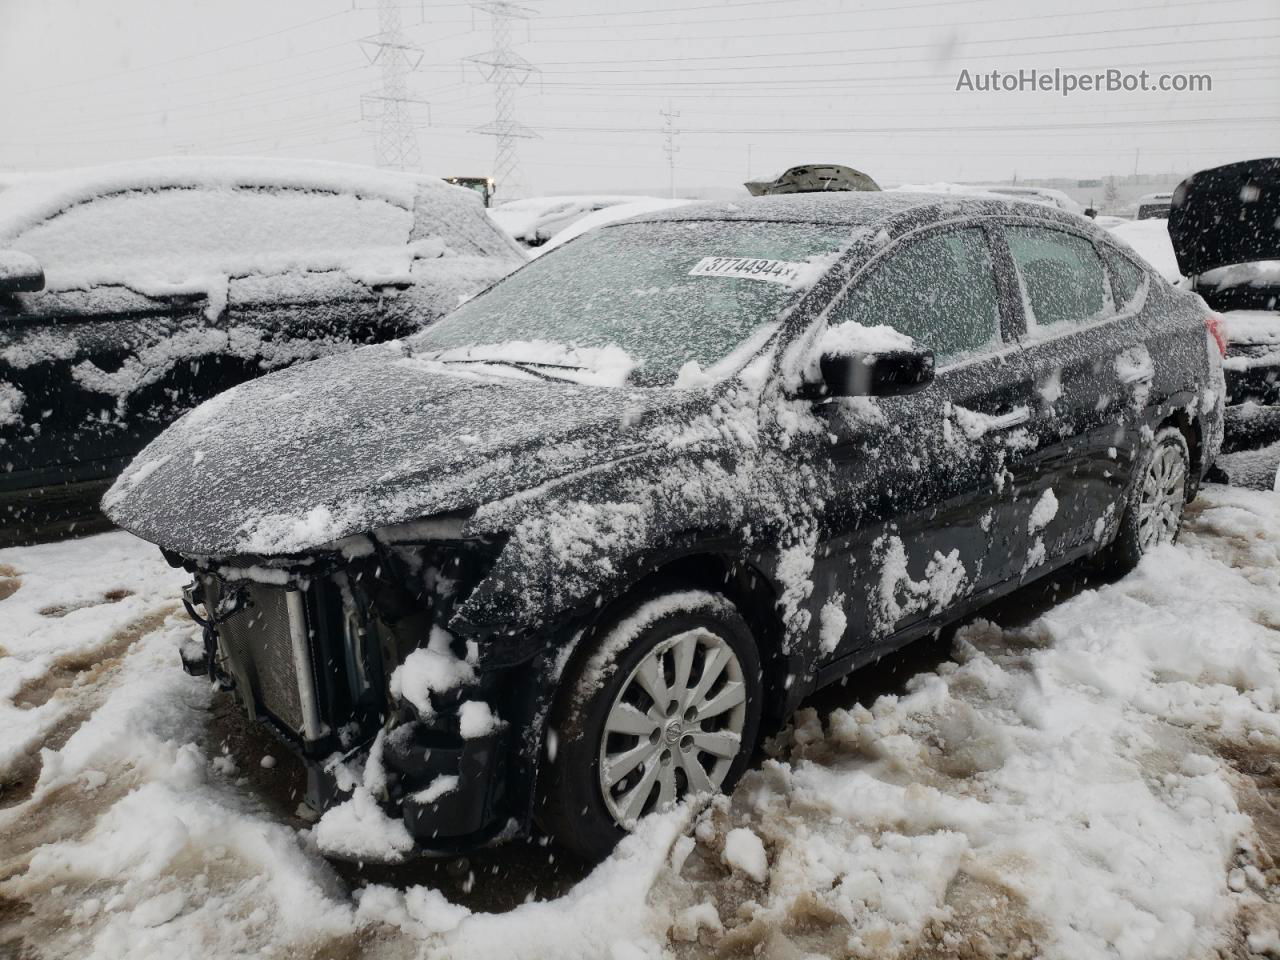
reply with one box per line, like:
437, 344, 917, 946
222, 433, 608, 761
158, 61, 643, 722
408, 219, 850, 387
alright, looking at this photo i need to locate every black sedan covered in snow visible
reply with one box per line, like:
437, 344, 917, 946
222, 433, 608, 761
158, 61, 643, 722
105, 191, 1225, 861
0, 157, 522, 546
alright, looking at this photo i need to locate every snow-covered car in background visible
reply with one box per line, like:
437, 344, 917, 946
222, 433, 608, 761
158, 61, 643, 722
1169, 158, 1280, 411
893, 182, 1085, 217
105, 191, 1225, 863
489, 194, 658, 248
969, 184, 1085, 216
744, 163, 881, 196
0, 157, 524, 545
1136, 191, 1174, 219
527, 196, 693, 257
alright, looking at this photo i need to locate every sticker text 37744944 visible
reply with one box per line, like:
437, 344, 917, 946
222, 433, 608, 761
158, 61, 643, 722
688, 256, 807, 285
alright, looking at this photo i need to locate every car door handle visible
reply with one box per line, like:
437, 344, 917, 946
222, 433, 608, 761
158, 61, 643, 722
949, 404, 1030, 439
1116, 346, 1155, 384
1120, 371, 1154, 385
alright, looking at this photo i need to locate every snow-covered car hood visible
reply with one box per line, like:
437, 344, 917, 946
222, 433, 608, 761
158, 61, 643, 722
103, 342, 707, 557
1168, 157, 1279, 276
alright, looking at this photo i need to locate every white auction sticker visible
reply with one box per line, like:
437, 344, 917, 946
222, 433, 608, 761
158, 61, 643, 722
688, 256, 806, 284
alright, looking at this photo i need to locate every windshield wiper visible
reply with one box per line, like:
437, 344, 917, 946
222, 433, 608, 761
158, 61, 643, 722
433, 357, 587, 381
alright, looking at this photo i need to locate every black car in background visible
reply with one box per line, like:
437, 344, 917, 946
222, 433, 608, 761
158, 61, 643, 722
1169, 158, 1280, 447
106, 191, 1225, 862
0, 158, 523, 545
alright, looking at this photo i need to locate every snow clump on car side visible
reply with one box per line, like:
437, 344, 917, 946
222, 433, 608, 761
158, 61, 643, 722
0, 380, 24, 429
388, 625, 478, 719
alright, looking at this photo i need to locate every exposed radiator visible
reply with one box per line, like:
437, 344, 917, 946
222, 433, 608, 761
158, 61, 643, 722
210, 580, 323, 740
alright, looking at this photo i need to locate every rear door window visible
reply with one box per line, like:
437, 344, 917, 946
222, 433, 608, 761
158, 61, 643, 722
828, 226, 1001, 366
1006, 226, 1113, 333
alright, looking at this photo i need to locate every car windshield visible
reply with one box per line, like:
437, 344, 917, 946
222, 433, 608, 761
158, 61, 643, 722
408, 219, 850, 387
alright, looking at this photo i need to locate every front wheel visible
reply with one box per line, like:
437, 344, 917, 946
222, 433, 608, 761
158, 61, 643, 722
538, 589, 763, 861
1104, 425, 1191, 572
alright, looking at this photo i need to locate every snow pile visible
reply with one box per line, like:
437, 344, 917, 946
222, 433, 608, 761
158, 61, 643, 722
721, 827, 768, 882
312, 782, 415, 862
0, 534, 353, 959
652, 484, 1280, 959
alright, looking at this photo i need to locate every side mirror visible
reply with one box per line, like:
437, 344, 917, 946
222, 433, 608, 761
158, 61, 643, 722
0, 251, 44, 294
820, 348, 935, 398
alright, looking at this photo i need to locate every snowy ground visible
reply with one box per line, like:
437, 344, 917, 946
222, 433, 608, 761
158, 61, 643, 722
2, 484, 1280, 959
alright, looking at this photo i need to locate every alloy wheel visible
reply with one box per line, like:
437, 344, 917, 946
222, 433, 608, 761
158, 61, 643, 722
1136, 442, 1187, 551
597, 627, 748, 825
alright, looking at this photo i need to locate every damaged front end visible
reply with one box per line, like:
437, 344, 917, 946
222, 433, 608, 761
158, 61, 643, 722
173, 527, 544, 857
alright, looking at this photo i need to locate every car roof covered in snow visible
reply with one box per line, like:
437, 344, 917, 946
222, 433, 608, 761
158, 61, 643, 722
0, 156, 471, 243
613, 190, 1081, 230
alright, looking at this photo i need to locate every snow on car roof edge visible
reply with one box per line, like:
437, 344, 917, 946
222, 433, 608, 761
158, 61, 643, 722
0, 156, 473, 242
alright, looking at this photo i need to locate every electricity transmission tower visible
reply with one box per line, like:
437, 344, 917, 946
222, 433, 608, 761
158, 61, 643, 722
466, 1, 539, 202
660, 104, 680, 199
360, 0, 427, 172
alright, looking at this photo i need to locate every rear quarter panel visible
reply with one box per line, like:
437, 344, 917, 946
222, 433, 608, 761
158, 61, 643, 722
1137, 277, 1225, 478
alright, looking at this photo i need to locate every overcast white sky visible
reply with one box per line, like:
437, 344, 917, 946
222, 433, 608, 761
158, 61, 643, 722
0, 0, 1276, 196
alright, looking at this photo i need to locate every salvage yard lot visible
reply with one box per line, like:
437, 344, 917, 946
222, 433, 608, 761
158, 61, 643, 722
0, 482, 1277, 959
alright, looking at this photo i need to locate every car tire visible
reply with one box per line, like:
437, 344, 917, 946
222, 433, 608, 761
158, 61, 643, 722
1103, 425, 1192, 573
537, 588, 763, 862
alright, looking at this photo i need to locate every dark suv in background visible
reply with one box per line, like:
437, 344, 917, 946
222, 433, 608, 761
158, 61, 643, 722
0, 157, 523, 545
1169, 158, 1279, 452
106, 191, 1224, 862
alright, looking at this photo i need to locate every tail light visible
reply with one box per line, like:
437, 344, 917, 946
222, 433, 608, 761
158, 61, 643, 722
1204, 311, 1228, 357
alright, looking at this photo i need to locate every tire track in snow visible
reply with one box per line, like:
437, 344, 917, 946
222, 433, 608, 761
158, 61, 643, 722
0, 603, 176, 810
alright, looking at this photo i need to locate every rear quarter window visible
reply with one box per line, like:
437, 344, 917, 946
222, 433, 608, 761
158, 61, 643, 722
1101, 247, 1149, 312
1006, 225, 1114, 334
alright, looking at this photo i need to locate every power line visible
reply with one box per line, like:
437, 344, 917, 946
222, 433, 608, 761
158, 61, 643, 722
520, 0, 1258, 46
361, 0, 426, 171
420, 114, 1279, 136
466, 0, 540, 200
521, 15, 1280, 68
659, 102, 680, 198
522, 33, 1280, 86
19, 8, 356, 96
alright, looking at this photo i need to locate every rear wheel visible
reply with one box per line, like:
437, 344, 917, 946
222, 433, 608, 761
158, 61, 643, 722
1104, 425, 1191, 572
538, 589, 763, 861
